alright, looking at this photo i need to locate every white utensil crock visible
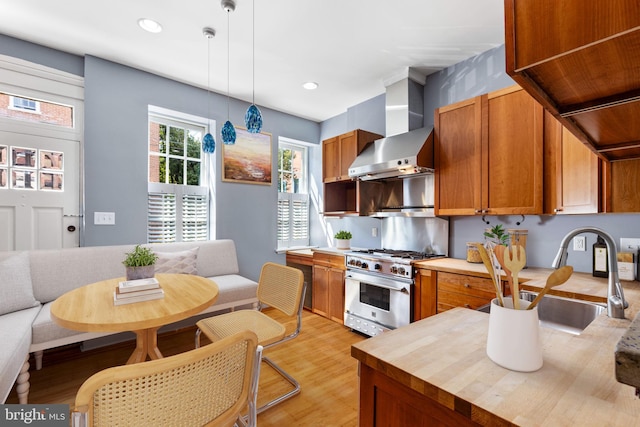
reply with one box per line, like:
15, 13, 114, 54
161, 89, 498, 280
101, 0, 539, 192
486, 297, 543, 372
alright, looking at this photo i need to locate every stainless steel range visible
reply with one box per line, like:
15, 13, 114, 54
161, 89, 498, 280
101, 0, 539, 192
344, 249, 444, 337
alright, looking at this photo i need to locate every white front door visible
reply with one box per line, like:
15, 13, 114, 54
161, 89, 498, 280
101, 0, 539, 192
0, 54, 84, 251
0, 131, 80, 250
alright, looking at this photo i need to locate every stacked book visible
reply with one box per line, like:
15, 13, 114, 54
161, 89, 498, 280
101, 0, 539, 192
113, 277, 164, 306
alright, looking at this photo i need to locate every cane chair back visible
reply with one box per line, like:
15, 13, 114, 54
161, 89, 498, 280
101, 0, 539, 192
72, 330, 261, 427
257, 262, 305, 316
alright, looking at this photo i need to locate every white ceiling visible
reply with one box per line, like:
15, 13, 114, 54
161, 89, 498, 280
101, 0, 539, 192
0, 0, 505, 122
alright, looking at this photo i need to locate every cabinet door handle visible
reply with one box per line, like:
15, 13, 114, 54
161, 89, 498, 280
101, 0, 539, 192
464, 304, 471, 308
464, 283, 470, 288
554, 208, 563, 213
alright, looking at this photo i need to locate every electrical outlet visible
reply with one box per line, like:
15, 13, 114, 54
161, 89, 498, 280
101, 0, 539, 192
573, 236, 586, 251
94, 212, 115, 225
371, 227, 378, 237
620, 238, 640, 251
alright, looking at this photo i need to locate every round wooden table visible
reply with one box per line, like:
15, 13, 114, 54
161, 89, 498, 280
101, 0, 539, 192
51, 273, 219, 364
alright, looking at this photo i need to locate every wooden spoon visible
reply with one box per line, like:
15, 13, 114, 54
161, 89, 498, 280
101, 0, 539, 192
503, 245, 526, 310
527, 266, 574, 310
474, 243, 504, 307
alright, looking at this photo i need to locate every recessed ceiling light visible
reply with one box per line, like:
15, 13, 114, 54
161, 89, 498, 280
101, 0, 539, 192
138, 18, 163, 33
303, 82, 319, 90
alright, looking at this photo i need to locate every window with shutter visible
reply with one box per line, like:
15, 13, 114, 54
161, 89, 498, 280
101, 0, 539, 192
277, 139, 310, 250
147, 107, 213, 243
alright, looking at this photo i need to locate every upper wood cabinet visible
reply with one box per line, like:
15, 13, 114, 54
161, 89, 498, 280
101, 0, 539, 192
322, 129, 381, 183
435, 85, 544, 216
505, 0, 640, 161
434, 96, 483, 216
543, 110, 601, 215
608, 159, 640, 212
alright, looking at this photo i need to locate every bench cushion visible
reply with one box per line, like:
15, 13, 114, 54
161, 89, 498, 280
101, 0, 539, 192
0, 306, 40, 403
207, 274, 258, 307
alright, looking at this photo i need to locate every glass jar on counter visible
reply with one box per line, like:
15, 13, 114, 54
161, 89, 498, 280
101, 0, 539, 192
466, 242, 483, 263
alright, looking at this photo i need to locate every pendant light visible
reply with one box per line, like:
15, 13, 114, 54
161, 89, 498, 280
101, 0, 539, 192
221, 0, 237, 145
244, 0, 263, 133
202, 27, 216, 154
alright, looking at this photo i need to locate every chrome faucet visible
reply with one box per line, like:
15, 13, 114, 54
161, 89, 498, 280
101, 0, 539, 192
552, 227, 628, 319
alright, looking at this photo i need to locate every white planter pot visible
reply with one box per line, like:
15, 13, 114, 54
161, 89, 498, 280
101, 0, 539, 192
335, 238, 351, 250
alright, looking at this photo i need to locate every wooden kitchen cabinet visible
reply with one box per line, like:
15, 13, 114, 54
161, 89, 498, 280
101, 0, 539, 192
505, 0, 640, 162
413, 268, 436, 321
322, 129, 382, 216
435, 85, 544, 216
608, 158, 640, 212
543, 110, 602, 215
322, 129, 381, 183
436, 271, 500, 313
434, 95, 483, 216
312, 252, 346, 324
358, 364, 478, 427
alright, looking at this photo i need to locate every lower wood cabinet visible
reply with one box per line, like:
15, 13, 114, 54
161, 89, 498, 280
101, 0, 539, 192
413, 268, 436, 321
437, 271, 499, 312
312, 252, 345, 324
358, 364, 480, 426
414, 268, 505, 319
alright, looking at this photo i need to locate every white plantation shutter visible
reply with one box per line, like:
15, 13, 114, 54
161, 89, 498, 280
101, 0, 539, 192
148, 192, 176, 243
148, 183, 208, 243
182, 192, 208, 241
278, 192, 309, 248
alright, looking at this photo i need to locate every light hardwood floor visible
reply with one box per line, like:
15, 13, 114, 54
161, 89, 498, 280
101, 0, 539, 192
8, 309, 366, 426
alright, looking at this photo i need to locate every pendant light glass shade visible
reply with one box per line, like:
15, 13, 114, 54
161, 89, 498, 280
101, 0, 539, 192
202, 132, 216, 153
245, 104, 262, 133
222, 120, 236, 144
245, 0, 263, 133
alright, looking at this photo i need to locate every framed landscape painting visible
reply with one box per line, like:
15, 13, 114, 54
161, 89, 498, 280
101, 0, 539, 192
222, 127, 272, 185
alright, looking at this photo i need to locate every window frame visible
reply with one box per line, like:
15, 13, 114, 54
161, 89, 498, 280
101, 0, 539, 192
9, 95, 40, 113
277, 137, 311, 250
147, 106, 214, 244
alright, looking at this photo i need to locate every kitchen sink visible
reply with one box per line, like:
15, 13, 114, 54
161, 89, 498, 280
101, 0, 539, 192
478, 291, 606, 335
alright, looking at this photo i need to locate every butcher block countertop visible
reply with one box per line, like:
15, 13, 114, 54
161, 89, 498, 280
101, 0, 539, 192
353, 258, 640, 426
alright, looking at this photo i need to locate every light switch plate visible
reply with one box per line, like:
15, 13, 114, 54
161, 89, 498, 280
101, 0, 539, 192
620, 238, 640, 252
94, 212, 115, 225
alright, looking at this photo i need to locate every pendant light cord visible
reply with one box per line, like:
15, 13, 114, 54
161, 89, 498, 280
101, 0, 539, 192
207, 35, 211, 121
252, 0, 255, 105
227, 11, 230, 120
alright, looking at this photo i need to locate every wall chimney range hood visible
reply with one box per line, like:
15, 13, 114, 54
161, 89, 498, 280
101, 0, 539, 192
348, 69, 434, 181
348, 126, 434, 181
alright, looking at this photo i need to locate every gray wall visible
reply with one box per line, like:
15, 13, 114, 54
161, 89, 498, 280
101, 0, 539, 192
1, 34, 319, 282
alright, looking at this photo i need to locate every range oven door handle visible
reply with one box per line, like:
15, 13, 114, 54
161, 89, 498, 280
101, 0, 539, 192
345, 274, 410, 293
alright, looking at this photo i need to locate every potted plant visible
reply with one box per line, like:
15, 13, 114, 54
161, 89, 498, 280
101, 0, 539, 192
334, 230, 352, 250
122, 245, 158, 281
484, 224, 509, 246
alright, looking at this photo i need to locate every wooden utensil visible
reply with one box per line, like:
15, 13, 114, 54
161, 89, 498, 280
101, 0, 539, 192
474, 243, 504, 307
503, 245, 526, 310
527, 266, 574, 310
493, 245, 512, 292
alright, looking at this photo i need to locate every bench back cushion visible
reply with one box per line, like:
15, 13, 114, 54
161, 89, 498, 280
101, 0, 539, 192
20, 239, 239, 303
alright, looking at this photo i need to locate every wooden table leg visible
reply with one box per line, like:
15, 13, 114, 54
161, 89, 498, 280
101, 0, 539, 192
128, 327, 163, 364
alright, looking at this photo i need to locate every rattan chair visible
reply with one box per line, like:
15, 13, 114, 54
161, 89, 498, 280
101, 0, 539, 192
195, 262, 305, 414
71, 330, 262, 427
